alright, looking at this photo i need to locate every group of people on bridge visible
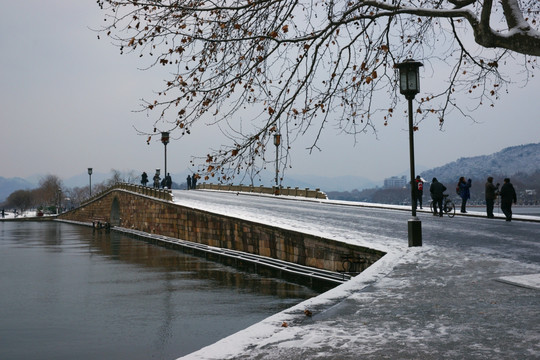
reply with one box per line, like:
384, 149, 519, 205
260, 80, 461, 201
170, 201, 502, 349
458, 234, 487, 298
413, 175, 517, 221
140, 171, 172, 189
139, 171, 199, 190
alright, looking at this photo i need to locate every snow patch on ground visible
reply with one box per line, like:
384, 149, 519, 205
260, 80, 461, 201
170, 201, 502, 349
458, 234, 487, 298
497, 273, 540, 290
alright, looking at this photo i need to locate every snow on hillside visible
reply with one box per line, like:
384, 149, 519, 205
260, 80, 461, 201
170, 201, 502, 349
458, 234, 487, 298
420, 143, 540, 182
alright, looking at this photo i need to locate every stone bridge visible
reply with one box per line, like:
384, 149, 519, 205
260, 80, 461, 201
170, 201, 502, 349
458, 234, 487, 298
58, 183, 384, 280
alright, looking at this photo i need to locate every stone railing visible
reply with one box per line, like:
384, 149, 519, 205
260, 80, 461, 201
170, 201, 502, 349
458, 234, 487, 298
81, 182, 172, 206
197, 183, 328, 199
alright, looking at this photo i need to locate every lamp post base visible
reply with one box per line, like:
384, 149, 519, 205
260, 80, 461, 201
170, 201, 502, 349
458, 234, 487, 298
408, 218, 422, 247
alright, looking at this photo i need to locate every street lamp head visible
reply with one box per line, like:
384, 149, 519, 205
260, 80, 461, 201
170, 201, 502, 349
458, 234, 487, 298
273, 133, 281, 146
396, 59, 423, 100
88, 168, 93, 175
161, 132, 170, 145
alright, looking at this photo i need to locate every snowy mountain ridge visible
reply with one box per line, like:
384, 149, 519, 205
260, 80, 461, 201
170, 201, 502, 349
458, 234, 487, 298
420, 143, 540, 182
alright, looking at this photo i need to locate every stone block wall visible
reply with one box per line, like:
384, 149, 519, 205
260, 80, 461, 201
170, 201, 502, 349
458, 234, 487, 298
59, 189, 384, 273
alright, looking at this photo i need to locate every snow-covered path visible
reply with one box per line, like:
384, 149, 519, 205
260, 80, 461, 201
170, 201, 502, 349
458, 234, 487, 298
171, 190, 540, 359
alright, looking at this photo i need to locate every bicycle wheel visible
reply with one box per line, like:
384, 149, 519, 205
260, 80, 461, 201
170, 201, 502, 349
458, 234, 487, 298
445, 200, 456, 218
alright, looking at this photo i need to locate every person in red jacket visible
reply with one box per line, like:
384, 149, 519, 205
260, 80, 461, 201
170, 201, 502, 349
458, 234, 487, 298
415, 175, 424, 209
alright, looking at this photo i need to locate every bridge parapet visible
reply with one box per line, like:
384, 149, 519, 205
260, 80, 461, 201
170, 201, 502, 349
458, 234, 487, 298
198, 183, 327, 199
81, 182, 172, 206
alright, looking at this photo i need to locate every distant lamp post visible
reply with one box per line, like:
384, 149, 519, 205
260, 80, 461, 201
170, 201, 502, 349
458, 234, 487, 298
88, 168, 93, 197
161, 132, 170, 178
273, 133, 281, 194
396, 59, 423, 247
57, 188, 62, 214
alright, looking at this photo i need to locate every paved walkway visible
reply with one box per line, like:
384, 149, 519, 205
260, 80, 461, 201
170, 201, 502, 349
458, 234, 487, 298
174, 191, 540, 359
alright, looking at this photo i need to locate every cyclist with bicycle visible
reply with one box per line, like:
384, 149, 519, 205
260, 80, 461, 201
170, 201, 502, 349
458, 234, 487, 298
430, 177, 447, 217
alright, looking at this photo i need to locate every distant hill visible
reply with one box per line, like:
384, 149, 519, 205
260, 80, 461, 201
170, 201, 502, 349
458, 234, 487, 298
0, 177, 36, 203
328, 143, 540, 204
420, 143, 540, 183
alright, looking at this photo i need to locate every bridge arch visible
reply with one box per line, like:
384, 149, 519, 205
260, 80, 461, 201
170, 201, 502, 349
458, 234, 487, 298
110, 197, 121, 226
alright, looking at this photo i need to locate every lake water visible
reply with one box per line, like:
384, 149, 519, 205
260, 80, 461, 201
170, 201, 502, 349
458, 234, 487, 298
0, 221, 318, 360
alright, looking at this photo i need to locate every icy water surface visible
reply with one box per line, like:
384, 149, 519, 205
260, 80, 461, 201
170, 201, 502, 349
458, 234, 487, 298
0, 221, 317, 360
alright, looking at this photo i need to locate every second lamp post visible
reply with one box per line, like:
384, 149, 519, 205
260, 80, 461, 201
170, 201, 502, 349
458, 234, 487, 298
273, 133, 281, 195
161, 132, 170, 179
88, 168, 93, 197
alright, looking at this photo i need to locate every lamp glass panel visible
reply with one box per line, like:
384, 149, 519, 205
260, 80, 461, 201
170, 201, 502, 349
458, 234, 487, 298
400, 72, 408, 92
407, 69, 418, 91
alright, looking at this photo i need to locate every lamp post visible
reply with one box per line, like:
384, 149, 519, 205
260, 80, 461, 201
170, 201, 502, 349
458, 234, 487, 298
396, 59, 423, 247
88, 168, 93, 197
273, 133, 281, 195
161, 132, 170, 179
57, 188, 62, 214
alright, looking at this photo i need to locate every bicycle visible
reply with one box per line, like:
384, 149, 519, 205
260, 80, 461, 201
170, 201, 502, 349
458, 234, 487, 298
430, 194, 456, 218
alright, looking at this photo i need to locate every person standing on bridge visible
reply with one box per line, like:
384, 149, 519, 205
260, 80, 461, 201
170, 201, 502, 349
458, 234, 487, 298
141, 172, 148, 187
430, 177, 447, 217
415, 175, 424, 209
186, 175, 192, 190
499, 178, 517, 222
485, 176, 500, 218
458, 177, 472, 213
153, 172, 161, 188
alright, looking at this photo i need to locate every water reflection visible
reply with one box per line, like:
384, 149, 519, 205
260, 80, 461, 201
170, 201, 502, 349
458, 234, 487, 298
87, 229, 313, 297
0, 221, 318, 360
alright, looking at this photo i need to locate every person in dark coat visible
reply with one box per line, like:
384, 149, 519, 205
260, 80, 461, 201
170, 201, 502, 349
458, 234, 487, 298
192, 174, 198, 189
485, 176, 499, 218
458, 177, 472, 213
165, 173, 172, 189
429, 177, 447, 217
186, 175, 192, 190
499, 178, 517, 221
141, 172, 148, 187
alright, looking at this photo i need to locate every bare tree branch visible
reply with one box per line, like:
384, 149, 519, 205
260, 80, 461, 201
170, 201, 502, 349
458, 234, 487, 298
95, 0, 539, 182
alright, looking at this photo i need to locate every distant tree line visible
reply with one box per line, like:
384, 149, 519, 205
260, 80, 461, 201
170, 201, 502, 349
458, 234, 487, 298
1, 169, 145, 214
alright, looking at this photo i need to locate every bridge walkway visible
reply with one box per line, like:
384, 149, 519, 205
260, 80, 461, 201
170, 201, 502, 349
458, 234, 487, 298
172, 190, 540, 360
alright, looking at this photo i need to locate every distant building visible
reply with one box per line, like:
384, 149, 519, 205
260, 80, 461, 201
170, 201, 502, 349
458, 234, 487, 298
384, 176, 407, 189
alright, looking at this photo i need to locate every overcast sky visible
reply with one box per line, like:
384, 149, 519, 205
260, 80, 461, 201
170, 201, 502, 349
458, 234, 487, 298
1, 1, 538, 184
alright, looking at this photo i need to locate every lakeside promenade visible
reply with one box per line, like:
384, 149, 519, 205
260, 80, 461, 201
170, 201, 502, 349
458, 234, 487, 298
2, 189, 539, 359
174, 190, 540, 360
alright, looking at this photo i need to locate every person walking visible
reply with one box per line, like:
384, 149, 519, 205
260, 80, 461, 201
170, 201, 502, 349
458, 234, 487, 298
430, 177, 447, 217
415, 175, 424, 209
485, 176, 499, 218
499, 178, 517, 221
186, 175, 192, 190
458, 177, 472, 213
